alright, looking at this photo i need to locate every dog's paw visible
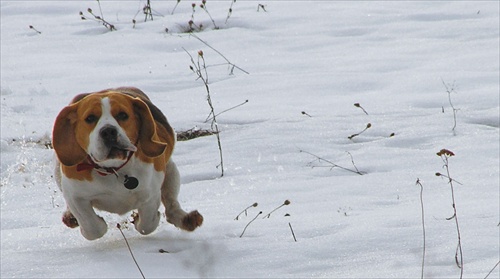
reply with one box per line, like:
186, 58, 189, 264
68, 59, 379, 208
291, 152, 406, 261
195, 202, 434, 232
181, 210, 203, 231
133, 211, 160, 235
62, 211, 79, 228
80, 216, 107, 241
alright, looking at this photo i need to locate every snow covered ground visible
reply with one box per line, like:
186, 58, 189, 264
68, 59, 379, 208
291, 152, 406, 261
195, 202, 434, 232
1, 1, 499, 278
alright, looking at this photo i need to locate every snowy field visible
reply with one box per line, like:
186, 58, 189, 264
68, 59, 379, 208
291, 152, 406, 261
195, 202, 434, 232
1, 1, 499, 278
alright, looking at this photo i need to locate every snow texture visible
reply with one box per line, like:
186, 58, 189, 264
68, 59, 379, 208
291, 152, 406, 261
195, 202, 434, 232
1, 1, 499, 278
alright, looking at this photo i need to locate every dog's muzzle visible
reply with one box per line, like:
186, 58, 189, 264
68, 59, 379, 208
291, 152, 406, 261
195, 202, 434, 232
98, 126, 137, 160
100, 126, 119, 146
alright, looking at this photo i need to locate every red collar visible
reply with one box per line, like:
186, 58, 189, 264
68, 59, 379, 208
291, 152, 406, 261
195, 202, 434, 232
76, 152, 134, 176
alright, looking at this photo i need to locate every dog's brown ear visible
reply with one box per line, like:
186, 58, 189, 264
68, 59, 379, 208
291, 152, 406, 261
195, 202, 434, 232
52, 104, 87, 166
133, 97, 173, 158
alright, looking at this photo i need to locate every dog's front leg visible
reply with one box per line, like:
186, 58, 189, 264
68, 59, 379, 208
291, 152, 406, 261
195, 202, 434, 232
66, 198, 107, 240
133, 198, 161, 235
161, 160, 203, 231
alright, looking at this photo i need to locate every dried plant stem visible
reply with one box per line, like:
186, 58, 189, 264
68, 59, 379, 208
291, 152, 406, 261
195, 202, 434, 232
288, 222, 297, 242
171, 0, 181, 15
96, 0, 104, 20
263, 200, 290, 219
143, 0, 153, 22
348, 123, 371, 140
445, 161, 463, 273
225, 0, 236, 23
235, 202, 258, 220
29, 25, 41, 34
484, 260, 500, 279
80, 1, 115, 31
201, 3, 218, 29
301, 111, 312, 117
184, 48, 224, 177
436, 149, 463, 278
116, 224, 145, 279
354, 103, 368, 115
239, 211, 262, 237
207, 92, 224, 176
415, 179, 426, 279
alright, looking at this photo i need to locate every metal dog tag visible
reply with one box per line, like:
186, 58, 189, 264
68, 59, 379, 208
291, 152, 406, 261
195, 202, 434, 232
124, 175, 139, 190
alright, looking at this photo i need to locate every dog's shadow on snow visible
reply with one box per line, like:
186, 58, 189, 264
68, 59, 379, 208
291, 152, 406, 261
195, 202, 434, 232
75, 229, 222, 277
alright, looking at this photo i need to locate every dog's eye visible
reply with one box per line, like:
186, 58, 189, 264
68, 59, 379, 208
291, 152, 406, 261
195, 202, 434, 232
116, 112, 129, 121
85, 114, 97, 124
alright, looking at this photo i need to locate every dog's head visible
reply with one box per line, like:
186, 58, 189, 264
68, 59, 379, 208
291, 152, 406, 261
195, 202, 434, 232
53, 90, 170, 168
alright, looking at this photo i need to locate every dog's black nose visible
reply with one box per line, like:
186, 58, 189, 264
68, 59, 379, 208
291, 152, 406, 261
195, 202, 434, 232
100, 126, 118, 144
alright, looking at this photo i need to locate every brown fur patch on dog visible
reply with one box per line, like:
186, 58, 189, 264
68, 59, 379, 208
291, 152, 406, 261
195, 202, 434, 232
62, 211, 79, 228
182, 210, 203, 231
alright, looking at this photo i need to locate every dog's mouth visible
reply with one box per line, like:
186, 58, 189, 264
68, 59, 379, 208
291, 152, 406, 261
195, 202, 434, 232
107, 147, 130, 160
106, 141, 137, 159
91, 143, 137, 164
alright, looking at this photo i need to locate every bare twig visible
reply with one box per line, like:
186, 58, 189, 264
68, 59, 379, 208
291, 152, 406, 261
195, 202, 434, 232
205, 99, 248, 123
189, 33, 249, 75
441, 79, 459, 133
300, 150, 364, 175
346, 151, 362, 175
415, 178, 426, 279
435, 172, 463, 185
116, 224, 145, 279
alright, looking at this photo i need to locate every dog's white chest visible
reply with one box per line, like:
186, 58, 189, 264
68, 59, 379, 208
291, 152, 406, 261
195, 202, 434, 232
61, 159, 164, 215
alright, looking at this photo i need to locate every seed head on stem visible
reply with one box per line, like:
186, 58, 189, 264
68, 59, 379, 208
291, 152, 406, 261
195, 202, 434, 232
263, 200, 290, 219
235, 202, 258, 220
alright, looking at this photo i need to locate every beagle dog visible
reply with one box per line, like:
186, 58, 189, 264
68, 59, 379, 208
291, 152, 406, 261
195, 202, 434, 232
52, 87, 203, 240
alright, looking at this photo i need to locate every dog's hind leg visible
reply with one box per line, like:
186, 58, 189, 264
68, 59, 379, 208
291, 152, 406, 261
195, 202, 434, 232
56, 160, 80, 228
161, 159, 203, 231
